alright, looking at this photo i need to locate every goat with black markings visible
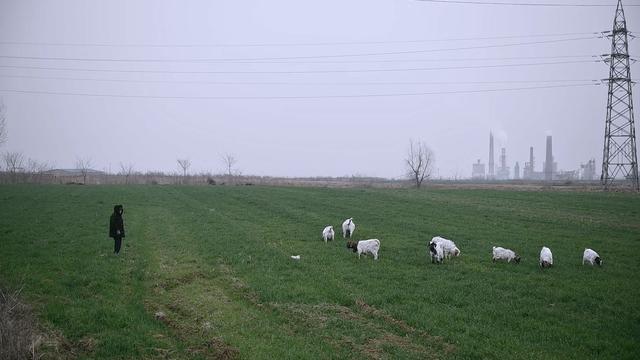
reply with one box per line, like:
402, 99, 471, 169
347, 239, 380, 260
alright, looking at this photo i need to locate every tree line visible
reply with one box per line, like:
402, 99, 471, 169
0, 100, 434, 188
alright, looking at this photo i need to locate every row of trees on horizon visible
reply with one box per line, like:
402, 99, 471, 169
0, 101, 436, 187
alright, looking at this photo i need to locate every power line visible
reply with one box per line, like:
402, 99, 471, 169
0, 32, 600, 48
0, 36, 597, 62
0, 60, 598, 75
0, 73, 600, 86
163, 54, 598, 65
415, 0, 640, 7
0, 54, 597, 64
166, 54, 598, 64
0, 83, 599, 100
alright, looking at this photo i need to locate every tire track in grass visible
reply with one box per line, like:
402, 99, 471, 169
136, 187, 360, 359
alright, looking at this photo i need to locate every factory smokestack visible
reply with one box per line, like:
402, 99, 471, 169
529, 146, 534, 170
489, 132, 494, 179
545, 135, 553, 181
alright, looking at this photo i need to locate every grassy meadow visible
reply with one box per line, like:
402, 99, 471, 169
0, 184, 639, 359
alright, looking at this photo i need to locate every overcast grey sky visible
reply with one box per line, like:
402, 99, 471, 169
0, 0, 638, 178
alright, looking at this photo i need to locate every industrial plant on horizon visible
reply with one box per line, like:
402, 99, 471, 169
471, 131, 596, 182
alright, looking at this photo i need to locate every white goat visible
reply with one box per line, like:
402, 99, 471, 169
347, 239, 380, 260
428, 241, 444, 264
539, 246, 553, 268
430, 236, 460, 258
322, 225, 335, 242
492, 246, 521, 264
342, 218, 356, 238
583, 248, 602, 266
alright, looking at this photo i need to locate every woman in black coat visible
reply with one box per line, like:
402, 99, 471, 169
109, 205, 125, 254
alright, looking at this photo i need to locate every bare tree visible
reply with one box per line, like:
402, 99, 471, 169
177, 159, 191, 177
405, 139, 435, 189
75, 157, 92, 184
3, 152, 24, 173
451, 168, 462, 181
0, 101, 6, 147
27, 158, 51, 174
27, 158, 51, 183
222, 153, 238, 176
119, 162, 135, 184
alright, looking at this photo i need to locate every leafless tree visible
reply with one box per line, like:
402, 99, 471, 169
222, 153, 238, 176
405, 139, 435, 189
119, 162, 135, 184
27, 158, 51, 173
3, 151, 24, 172
75, 157, 92, 184
451, 168, 462, 181
177, 159, 191, 177
0, 102, 6, 147
26, 158, 51, 183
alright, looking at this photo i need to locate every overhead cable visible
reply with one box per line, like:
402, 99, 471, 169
0, 36, 598, 62
0, 73, 600, 86
0, 60, 598, 75
0, 32, 601, 48
415, 0, 640, 7
0, 83, 600, 100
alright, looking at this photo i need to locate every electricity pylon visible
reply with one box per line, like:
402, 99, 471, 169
601, 0, 639, 191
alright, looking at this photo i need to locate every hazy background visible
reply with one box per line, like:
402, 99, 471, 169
0, 0, 638, 178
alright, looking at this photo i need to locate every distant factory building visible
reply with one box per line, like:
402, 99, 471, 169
523, 147, 536, 179
480, 132, 570, 182
472, 160, 486, 180
496, 148, 510, 180
556, 170, 578, 181
581, 159, 596, 180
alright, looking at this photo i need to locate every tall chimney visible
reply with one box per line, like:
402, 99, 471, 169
489, 132, 494, 179
545, 135, 553, 181
529, 146, 534, 171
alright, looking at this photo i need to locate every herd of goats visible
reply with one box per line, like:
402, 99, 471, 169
315, 218, 603, 268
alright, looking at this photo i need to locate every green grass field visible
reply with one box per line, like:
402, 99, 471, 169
1, 185, 639, 359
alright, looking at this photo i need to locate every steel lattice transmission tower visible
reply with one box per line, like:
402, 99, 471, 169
601, 0, 639, 191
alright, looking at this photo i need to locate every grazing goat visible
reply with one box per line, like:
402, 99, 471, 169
322, 225, 335, 242
582, 248, 602, 266
347, 239, 380, 260
342, 218, 356, 238
492, 246, 521, 264
539, 246, 553, 268
430, 236, 460, 258
428, 241, 444, 264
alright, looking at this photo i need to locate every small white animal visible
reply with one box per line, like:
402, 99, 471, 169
347, 239, 380, 260
492, 246, 521, 264
322, 225, 335, 242
342, 218, 356, 238
428, 241, 444, 264
291, 255, 301, 260
582, 248, 602, 266
539, 246, 553, 268
430, 236, 460, 258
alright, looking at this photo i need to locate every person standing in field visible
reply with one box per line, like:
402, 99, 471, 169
109, 205, 125, 254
